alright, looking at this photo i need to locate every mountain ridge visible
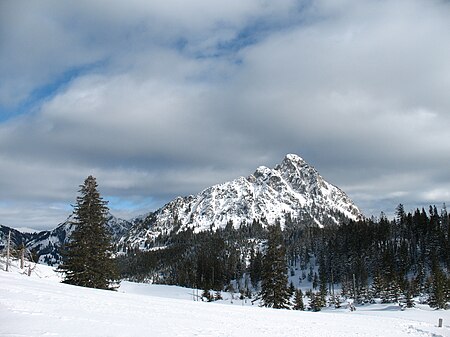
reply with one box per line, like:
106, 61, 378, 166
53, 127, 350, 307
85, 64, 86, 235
120, 154, 362, 249
1, 154, 362, 262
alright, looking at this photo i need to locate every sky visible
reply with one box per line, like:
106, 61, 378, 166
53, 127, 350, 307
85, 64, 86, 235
1, 0, 450, 232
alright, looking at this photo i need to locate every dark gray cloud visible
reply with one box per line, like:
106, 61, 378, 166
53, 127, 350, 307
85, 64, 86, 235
1, 0, 450, 230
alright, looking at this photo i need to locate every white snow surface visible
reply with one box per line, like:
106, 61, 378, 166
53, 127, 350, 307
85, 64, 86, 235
1, 261, 449, 337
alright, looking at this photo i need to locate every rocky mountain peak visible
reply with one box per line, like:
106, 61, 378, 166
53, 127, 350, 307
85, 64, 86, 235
283, 153, 307, 165
120, 154, 363, 248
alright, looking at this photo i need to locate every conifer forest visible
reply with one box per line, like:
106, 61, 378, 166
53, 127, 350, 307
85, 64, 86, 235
118, 204, 450, 310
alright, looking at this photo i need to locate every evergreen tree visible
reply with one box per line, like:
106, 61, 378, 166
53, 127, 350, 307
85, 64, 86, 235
312, 272, 319, 290
405, 287, 415, 308
309, 291, 322, 311
318, 265, 328, 307
293, 288, 305, 310
58, 176, 118, 290
381, 279, 401, 303
334, 294, 343, 308
249, 248, 263, 289
259, 223, 291, 309
289, 281, 296, 297
429, 262, 448, 309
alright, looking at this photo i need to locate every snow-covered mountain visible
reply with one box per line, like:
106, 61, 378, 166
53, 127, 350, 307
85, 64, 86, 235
1, 154, 362, 260
32, 214, 132, 264
0, 225, 33, 250
121, 154, 362, 249
1, 214, 132, 265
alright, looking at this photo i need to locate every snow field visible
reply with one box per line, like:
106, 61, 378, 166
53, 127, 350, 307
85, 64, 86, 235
1, 262, 449, 337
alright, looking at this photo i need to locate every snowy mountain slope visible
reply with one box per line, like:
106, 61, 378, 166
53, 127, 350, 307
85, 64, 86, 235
0, 224, 33, 250
122, 154, 362, 248
1, 267, 448, 337
1, 214, 132, 265
29, 213, 132, 264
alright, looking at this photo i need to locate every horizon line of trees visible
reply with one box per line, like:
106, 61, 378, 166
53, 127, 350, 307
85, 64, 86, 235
118, 203, 450, 309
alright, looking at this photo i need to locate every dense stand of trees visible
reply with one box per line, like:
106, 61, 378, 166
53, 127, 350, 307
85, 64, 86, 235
285, 204, 450, 309
117, 204, 450, 309
118, 219, 266, 292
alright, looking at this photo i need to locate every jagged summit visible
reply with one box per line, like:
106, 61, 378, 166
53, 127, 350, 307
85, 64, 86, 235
277, 153, 315, 176
122, 154, 363, 248
284, 153, 307, 164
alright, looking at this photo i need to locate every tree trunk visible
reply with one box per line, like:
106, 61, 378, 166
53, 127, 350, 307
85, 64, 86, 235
20, 246, 25, 269
6, 231, 11, 272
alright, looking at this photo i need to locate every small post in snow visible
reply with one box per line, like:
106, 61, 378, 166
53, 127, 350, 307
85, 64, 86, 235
438, 318, 443, 328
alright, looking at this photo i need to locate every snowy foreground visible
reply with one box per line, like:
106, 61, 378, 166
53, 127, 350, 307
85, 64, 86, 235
1, 263, 449, 337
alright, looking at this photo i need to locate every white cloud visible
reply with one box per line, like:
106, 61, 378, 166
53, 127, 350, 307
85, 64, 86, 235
1, 0, 450, 229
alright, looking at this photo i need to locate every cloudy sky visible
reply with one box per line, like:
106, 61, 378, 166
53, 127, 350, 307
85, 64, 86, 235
1, 0, 450, 231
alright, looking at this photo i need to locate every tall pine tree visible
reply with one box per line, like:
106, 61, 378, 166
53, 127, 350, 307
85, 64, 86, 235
259, 223, 291, 309
429, 258, 448, 309
58, 176, 118, 290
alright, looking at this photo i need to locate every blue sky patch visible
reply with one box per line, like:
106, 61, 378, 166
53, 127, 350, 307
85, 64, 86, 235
0, 60, 107, 123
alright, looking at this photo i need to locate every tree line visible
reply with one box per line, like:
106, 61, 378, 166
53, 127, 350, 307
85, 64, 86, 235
117, 204, 450, 309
